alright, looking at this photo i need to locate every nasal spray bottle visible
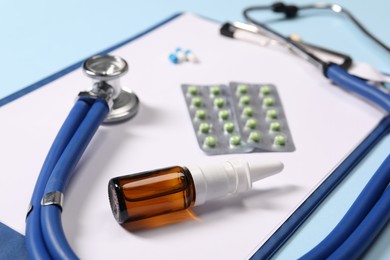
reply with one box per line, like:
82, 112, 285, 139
108, 159, 283, 229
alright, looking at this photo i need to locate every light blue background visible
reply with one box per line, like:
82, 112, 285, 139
0, 0, 389, 259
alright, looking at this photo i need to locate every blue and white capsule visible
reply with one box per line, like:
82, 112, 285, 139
169, 47, 186, 64
185, 49, 199, 63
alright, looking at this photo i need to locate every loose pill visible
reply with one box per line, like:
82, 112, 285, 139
274, 135, 286, 146
169, 53, 180, 64
175, 48, 186, 62
199, 122, 211, 134
214, 97, 225, 108
270, 121, 281, 132
246, 118, 257, 129
230, 135, 241, 146
248, 131, 261, 142
192, 97, 203, 107
224, 122, 235, 133
169, 48, 186, 64
184, 49, 199, 63
204, 136, 217, 148
239, 95, 251, 106
219, 109, 230, 120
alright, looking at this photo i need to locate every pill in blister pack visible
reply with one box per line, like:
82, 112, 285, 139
181, 84, 253, 155
230, 82, 295, 152
181, 83, 295, 155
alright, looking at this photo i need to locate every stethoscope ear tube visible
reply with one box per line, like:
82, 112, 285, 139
219, 22, 353, 71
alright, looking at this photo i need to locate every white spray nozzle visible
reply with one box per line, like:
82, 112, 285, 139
248, 160, 284, 182
188, 159, 284, 206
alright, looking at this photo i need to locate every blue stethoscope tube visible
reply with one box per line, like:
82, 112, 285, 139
26, 98, 108, 259
301, 43, 390, 260
326, 64, 390, 113
41, 99, 108, 259
329, 183, 390, 259
300, 153, 390, 259
26, 100, 91, 259
298, 49, 390, 260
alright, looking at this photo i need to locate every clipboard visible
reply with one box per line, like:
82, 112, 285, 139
0, 13, 387, 259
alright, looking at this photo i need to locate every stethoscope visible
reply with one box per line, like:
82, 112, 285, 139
240, 3, 390, 113
238, 2, 390, 260
25, 55, 139, 259
24, 2, 390, 260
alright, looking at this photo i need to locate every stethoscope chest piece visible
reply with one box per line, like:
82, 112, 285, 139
104, 88, 139, 123
83, 55, 140, 124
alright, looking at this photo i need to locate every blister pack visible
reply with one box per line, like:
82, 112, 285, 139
181, 82, 295, 155
181, 84, 253, 155
230, 82, 295, 152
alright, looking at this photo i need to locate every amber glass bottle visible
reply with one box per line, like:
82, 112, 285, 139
108, 159, 284, 229
108, 166, 196, 224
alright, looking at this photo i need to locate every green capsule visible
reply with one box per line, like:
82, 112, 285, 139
199, 122, 211, 134
243, 107, 254, 117
267, 109, 278, 119
260, 85, 271, 95
219, 109, 230, 120
214, 97, 225, 108
248, 131, 261, 143
224, 122, 235, 133
239, 95, 251, 106
230, 135, 241, 146
274, 135, 286, 146
237, 84, 248, 95
210, 86, 221, 96
195, 109, 207, 120
263, 97, 274, 107
204, 136, 217, 148
191, 97, 203, 107
246, 118, 257, 129
187, 85, 199, 96
270, 121, 281, 132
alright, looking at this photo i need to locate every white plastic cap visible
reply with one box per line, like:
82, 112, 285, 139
187, 159, 283, 206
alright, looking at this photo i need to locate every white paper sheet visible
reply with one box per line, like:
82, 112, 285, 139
0, 13, 386, 259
